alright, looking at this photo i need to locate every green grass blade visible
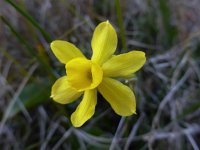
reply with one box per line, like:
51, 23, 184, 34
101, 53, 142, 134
115, 0, 127, 52
0, 48, 30, 78
1, 16, 56, 80
8, 79, 52, 118
158, 0, 177, 47
6, 0, 52, 43
177, 99, 200, 121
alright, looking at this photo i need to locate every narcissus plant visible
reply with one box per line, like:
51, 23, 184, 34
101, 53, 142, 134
50, 21, 146, 127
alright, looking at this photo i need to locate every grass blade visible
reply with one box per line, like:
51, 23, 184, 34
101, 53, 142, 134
6, 0, 52, 42
115, 0, 127, 52
1, 16, 56, 80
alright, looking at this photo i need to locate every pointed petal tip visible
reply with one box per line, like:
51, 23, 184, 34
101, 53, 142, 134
134, 50, 146, 56
98, 78, 136, 116
102, 50, 146, 77
50, 40, 57, 47
123, 109, 136, 116
141, 51, 146, 59
71, 119, 82, 128
50, 41, 54, 48
133, 111, 137, 115
91, 20, 117, 64
71, 90, 97, 127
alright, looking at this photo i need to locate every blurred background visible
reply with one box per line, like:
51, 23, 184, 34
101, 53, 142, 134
0, 0, 200, 149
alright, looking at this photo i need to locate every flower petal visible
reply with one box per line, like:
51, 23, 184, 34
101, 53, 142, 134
98, 77, 136, 116
71, 89, 97, 127
50, 40, 85, 64
102, 51, 146, 77
51, 76, 82, 104
91, 21, 117, 65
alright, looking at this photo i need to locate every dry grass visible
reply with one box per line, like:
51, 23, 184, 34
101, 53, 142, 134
0, 0, 200, 149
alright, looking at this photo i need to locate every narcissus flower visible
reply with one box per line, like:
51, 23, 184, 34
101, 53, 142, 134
50, 21, 146, 127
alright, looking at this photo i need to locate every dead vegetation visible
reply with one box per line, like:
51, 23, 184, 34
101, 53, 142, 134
0, 0, 200, 149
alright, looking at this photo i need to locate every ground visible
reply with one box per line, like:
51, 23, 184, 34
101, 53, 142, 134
0, 0, 200, 149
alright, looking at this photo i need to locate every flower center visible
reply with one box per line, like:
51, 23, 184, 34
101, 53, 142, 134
66, 58, 103, 92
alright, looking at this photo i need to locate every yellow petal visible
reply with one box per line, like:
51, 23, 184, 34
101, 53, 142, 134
50, 40, 85, 64
66, 58, 103, 92
51, 76, 82, 104
102, 51, 146, 77
98, 77, 136, 116
91, 21, 117, 65
71, 89, 97, 127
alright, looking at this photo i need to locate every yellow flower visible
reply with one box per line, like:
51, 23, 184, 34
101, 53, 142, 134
50, 21, 146, 127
